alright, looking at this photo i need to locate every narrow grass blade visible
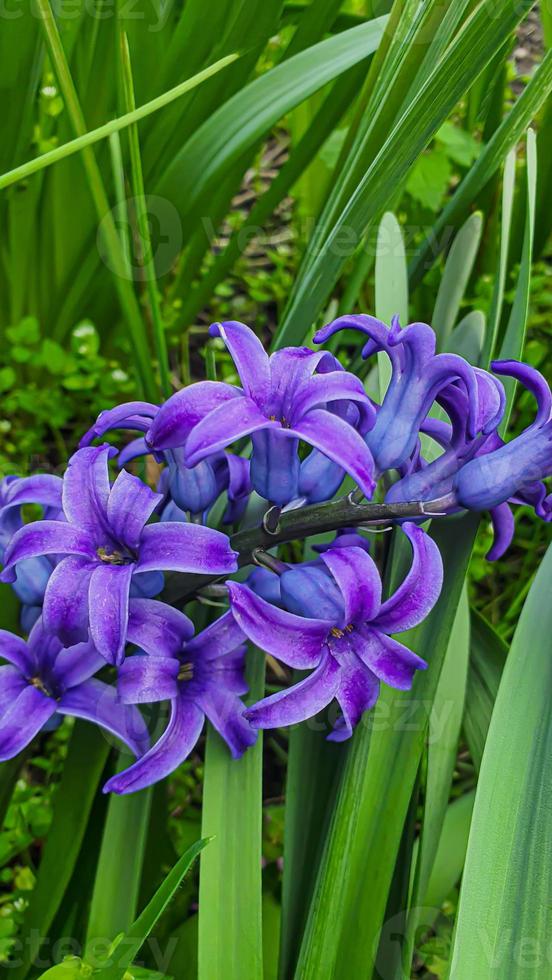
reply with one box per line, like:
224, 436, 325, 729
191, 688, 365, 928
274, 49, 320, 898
375, 211, 408, 399
419, 789, 476, 923
96, 837, 210, 980
463, 610, 508, 772
409, 50, 552, 287
33, 0, 158, 401
119, 32, 170, 399
432, 213, 482, 351
498, 128, 536, 431
10, 724, 110, 980
198, 649, 265, 980
450, 543, 552, 979
0, 55, 238, 191
481, 147, 516, 365
449, 310, 486, 362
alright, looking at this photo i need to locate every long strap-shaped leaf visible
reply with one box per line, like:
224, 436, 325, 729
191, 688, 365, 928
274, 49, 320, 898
198, 650, 265, 980
156, 18, 388, 231
450, 542, 552, 979
275, 0, 533, 348
7, 724, 110, 980
293, 514, 479, 979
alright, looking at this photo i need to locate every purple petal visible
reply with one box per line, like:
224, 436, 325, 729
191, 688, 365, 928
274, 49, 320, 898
185, 397, 268, 467
88, 563, 134, 665
107, 469, 162, 551
355, 628, 427, 688
0, 521, 94, 584
127, 598, 194, 657
228, 583, 329, 668
244, 653, 339, 729
486, 503, 515, 561
321, 546, 382, 626
0, 686, 56, 761
289, 409, 376, 499
492, 360, 552, 427
58, 679, 149, 757
372, 523, 443, 634
209, 321, 270, 405
42, 556, 94, 647
3, 474, 63, 511
0, 665, 27, 711
0, 630, 34, 673
118, 437, 150, 468
329, 655, 380, 741
62, 445, 113, 532
314, 313, 390, 348
199, 685, 257, 757
118, 654, 180, 703
185, 610, 246, 662
53, 640, 105, 689
103, 696, 204, 794
148, 381, 241, 451
250, 429, 300, 505
80, 401, 159, 447
291, 371, 374, 428
137, 522, 237, 575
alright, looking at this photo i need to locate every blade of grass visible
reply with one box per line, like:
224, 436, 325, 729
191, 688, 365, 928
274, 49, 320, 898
481, 147, 516, 365
463, 610, 508, 772
375, 211, 408, 399
119, 32, 170, 399
198, 649, 265, 980
450, 542, 552, 979
96, 837, 210, 980
497, 128, 536, 431
33, 0, 157, 400
0, 55, 238, 191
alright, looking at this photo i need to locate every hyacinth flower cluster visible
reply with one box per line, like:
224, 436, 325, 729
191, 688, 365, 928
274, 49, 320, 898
0, 316, 550, 794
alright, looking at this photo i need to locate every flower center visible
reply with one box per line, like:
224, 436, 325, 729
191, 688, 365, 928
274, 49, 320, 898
30, 675, 51, 697
178, 662, 194, 682
97, 546, 132, 565
329, 624, 355, 639
268, 415, 291, 428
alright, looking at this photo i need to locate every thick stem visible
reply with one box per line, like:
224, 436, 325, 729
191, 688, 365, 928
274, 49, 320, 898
163, 493, 447, 604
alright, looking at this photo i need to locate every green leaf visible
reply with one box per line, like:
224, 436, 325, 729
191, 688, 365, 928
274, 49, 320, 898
498, 128, 537, 431
406, 149, 452, 210
96, 838, 210, 980
463, 610, 508, 772
436, 121, 480, 166
294, 514, 479, 979
10, 724, 110, 980
409, 49, 552, 287
432, 212, 483, 352
85, 761, 153, 958
36, 959, 92, 979
375, 211, 408, 399
157, 18, 387, 227
450, 542, 552, 979
276, 0, 531, 347
421, 789, 475, 916
402, 586, 470, 974
481, 147, 516, 365
448, 310, 486, 362
197, 649, 265, 980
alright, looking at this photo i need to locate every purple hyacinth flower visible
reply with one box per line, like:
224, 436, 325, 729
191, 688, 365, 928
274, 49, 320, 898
103, 600, 256, 794
453, 360, 552, 513
0, 617, 148, 761
229, 523, 443, 740
0, 446, 238, 665
0, 475, 64, 619
165, 448, 251, 522
314, 314, 480, 474
145, 321, 377, 505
